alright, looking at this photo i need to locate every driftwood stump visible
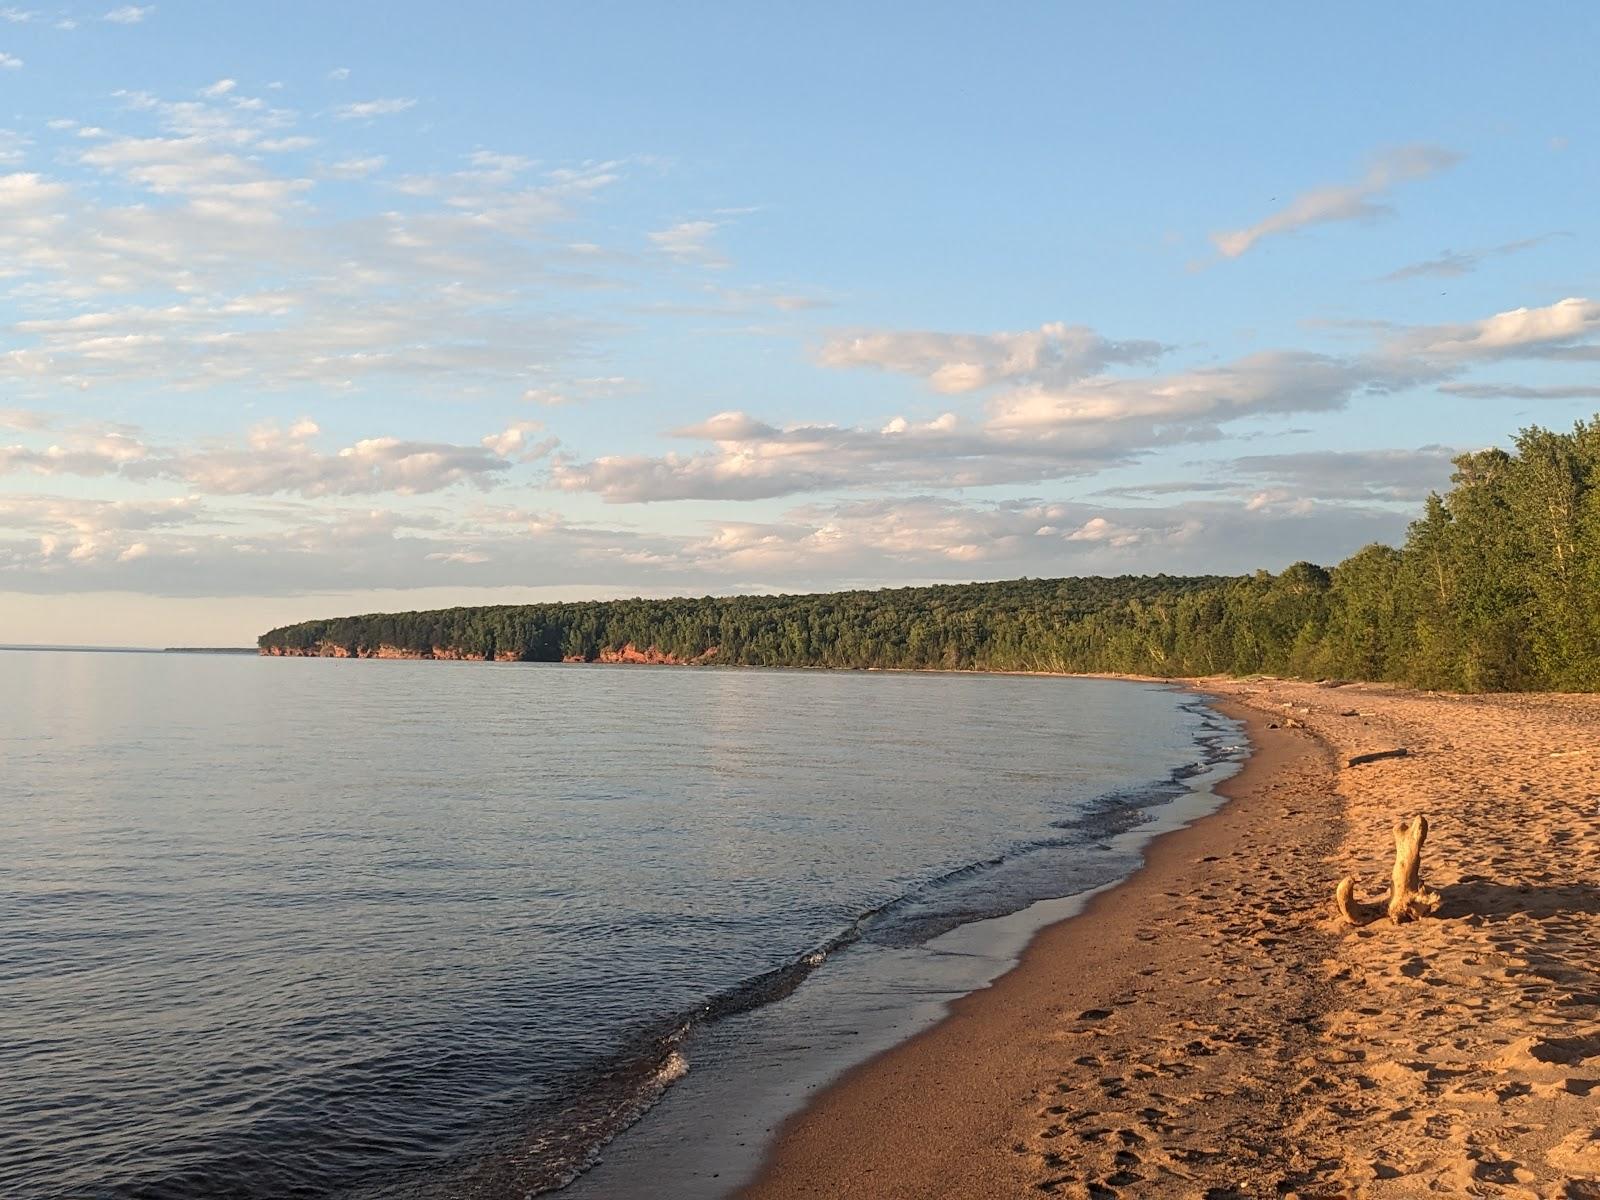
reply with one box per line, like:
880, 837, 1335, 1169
1333, 815, 1441, 926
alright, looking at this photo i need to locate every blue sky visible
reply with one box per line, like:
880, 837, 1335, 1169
2, 2, 1597, 644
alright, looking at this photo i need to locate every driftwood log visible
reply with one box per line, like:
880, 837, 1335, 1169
1333, 815, 1442, 926
1348, 747, 1409, 767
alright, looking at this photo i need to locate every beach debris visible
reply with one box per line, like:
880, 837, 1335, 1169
1347, 747, 1409, 767
1333, 815, 1442, 926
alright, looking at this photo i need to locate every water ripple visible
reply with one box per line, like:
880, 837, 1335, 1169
1, 653, 1212, 1198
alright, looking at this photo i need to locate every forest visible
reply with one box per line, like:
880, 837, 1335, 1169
260, 418, 1600, 692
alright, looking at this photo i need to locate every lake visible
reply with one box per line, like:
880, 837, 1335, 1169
0, 650, 1240, 1198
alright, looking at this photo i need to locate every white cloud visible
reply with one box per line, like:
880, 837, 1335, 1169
0, 50, 21, 68
0, 93, 631, 395
1378, 233, 1567, 283
648, 219, 729, 267
481, 419, 557, 461
771, 294, 831, 311
327, 66, 350, 81
818, 322, 1167, 392
0, 494, 199, 572
334, 97, 416, 120
1212, 144, 1461, 259
255, 135, 315, 152
0, 429, 148, 477
672, 494, 1404, 583
324, 154, 386, 179
0, 493, 677, 595
122, 421, 514, 497
0, 170, 69, 224
0, 416, 529, 499
0, 407, 52, 431
1439, 382, 1600, 400
75, 136, 314, 224
102, 5, 152, 23
1065, 516, 1142, 547
0, 8, 36, 22
551, 411, 1015, 503
521, 375, 634, 406
985, 351, 1368, 432
553, 347, 1386, 503
468, 149, 533, 173
0, 489, 1410, 598
199, 78, 236, 98
1392, 296, 1600, 361
1225, 446, 1459, 502
551, 286, 1597, 509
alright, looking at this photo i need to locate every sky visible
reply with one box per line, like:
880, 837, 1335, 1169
2, 2, 1597, 646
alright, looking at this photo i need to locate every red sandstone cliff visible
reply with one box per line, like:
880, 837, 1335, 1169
260, 644, 523, 661
572, 643, 717, 665
261, 641, 717, 664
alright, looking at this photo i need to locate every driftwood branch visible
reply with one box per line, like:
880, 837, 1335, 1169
1333, 876, 1379, 925
1333, 815, 1441, 926
1347, 747, 1409, 767
1385, 815, 1441, 922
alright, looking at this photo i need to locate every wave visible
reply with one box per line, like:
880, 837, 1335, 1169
455, 696, 1246, 1196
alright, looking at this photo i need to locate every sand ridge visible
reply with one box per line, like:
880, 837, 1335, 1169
740, 681, 1600, 1199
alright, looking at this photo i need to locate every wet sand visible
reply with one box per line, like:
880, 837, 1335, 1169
740, 680, 1600, 1198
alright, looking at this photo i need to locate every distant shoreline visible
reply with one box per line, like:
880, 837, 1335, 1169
0, 645, 255, 655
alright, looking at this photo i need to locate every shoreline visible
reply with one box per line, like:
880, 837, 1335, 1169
253, 645, 1193, 687
740, 680, 1600, 1196
560, 680, 1244, 1200
736, 687, 1340, 1199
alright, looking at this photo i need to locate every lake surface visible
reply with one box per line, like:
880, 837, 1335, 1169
1, 651, 1240, 1198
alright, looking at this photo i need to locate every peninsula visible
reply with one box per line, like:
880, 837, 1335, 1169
261, 417, 1600, 694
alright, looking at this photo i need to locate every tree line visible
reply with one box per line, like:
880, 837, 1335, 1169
259, 417, 1600, 693
259, 574, 1231, 671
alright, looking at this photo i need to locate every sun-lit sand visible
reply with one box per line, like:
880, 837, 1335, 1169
740, 679, 1600, 1198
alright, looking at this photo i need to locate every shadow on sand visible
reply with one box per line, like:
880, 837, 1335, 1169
1435, 877, 1600, 923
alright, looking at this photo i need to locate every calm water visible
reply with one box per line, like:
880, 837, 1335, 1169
1, 651, 1237, 1199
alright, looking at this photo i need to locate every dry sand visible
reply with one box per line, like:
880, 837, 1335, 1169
739, 680, 1600, 1199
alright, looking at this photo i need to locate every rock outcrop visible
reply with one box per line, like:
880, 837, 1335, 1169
260, 643, 523, 661
569, 643, 718, 665
261, 641, 718, 664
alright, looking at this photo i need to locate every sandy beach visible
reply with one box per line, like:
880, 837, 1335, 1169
741, 679, 1600, 1198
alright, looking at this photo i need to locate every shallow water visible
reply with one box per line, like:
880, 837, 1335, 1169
1, 651, 1235, 1198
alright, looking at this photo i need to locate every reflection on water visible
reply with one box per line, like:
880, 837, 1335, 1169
1, 651, 1221, 1198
